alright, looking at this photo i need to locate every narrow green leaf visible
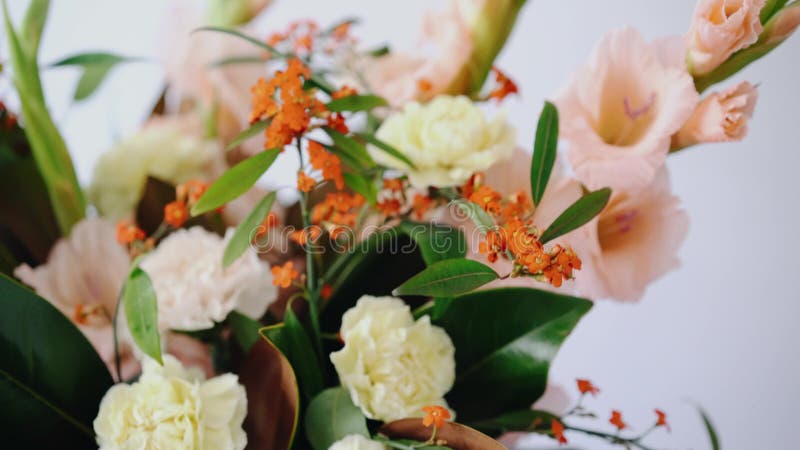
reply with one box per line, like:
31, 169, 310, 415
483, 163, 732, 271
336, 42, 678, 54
761, 0, 788, 23
210, 55, 265, 67
326, 94, 388, 112
358, 133, 416, 169
192, 149, 280, 215
540, 187, 611, 244
193, 26, 286, 57
73, 64, 113, 100
20, 0, 49, 55
398, 221, 467, 264
530, 101, 559, 206
305, 75, 334, 95
227, 120, 269, 150
305, 387, 369, 450
123, 268, 162, 364
282, 307, 324, 401
393, 259, 498, 297
699, 407, 721, 450
227, 311, 261, 353
468, 409, 557, 435
323, 127, 374, 169
343, 173, 377, 205
453, 199, 496, 234
50, 52, 138, 101
222, 192, 276, 268
50, 51, 130, 67
365, 44, 390, 57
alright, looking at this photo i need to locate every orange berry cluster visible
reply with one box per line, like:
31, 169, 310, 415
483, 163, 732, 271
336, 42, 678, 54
463, 175, 581, 287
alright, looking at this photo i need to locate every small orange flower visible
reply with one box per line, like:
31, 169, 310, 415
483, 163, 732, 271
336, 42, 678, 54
297, 171, 316, 192
576, 379, 600, 396
377, 198, 402, 217
469, 185, 502, 215
417, 78, 433, 92
326, 112, 349, 134
332, 85, 358, 99
294, 34, 313, 53
321, 284, 334, 300
331, 22, 351, 40
308, 140, 345, 190
164, 201, 189, 228
488, 66, 519, 102
421, 406, 451, 428
412, 194, 434, 220
655, 409, 670, 432
264, 212, 279, 229
272, 261, 299, 288
551, 419, 568, 445
291, 226, 322, 246
176, 179, 208, 206
382, 178, 404, 192
609, 410, 627, 431
116, 220, 145, 245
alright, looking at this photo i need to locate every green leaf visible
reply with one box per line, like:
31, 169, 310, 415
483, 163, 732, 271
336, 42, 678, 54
326, 94, 388, 112
452, 199, 496, 233
193, 26, 286, 57
227, 311, 261, 353
50, 51, 130, 67
323, 128, 374, 169
393, 259, 498, 297
305, 75, 335, 95
398, 221, 467, 264
223, 192, 276, 268
435, 287, 592, 421
343, 173, 378, 205
467, 409, 557, 435
277, 307, 324, 401
20, 0, 49, 55
357, 133, 416, 169
192, 149, 280, 216
539, 187, 611, 244
226, 120, 269, 150
50, 52, 137, 101
530, 101, 559, 206
304, 387, 369, 450
761, 0, 788, 23
123, 267, 162, 364
699, 407, 721, 450
210, 55, 266, 67
0, 274, 113, 448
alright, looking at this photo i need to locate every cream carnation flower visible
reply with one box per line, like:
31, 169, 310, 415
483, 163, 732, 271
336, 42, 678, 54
88, 115, 224, 220
369, 95, 515, 189
330, 296, 455, 422
329, 434, 386, 450
93, 355, 247, 450
140, 227, 276, 331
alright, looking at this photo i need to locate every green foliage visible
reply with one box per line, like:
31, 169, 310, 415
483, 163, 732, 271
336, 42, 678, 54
323, 128, 375, 169
326, 94, 388, 112
226, 120, 269, 150
393, 259, 498, 297
540, 188, 611, 243
262, 310, 325, 402
50, 52, 138, 101
192, 149, 280, 215
227, 311, 261, 353
357, 133, 416, 169
304, 388, 369, 450
0, 274, 113, 448
123, 267, 162, 364
397, 221, 467, 264
530, 101, 559, 206
222, 192, 276, 268
343, 172, 378, 205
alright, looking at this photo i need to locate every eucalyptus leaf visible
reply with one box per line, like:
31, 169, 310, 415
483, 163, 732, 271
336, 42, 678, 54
304, 387, 369, 450
192, 149, 280, 216
393, 259, 498, 297
539, 188, 611, 244
223, 192, 276, 268
530, 101, 559, 206
326, 94, 388, 112
123, 267, 162, 364
226, 120, 269, 150
0, 274, 113, 448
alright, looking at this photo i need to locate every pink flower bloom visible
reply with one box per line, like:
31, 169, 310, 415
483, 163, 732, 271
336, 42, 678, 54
575, 169, 689, 302
364, 0, 473, 106
673, 81, 758, 149
687, 0, 766, 76
555, 28, 698, 192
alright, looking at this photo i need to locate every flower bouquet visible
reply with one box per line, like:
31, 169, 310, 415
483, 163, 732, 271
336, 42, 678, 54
1, 0, 798, 449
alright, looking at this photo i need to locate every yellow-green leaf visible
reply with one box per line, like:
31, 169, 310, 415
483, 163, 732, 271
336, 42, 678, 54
222, 192, 275, 268
192, 149, 280, 216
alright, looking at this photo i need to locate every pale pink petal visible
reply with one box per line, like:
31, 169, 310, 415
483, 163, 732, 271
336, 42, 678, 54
673, 81, 758, 148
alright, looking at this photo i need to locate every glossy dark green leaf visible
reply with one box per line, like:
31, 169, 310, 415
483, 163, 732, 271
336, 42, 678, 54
398, 221, 467, 264
227, 311, 261, 353
0, 274, 113, 448
274, 307, 324, 401
326, 94, 388, 112
435, 287, 592, 421
540, 187, 611, 244
393, 259, 498, 297
193, 26, 286, 57
357, 133, 416, 169
343, 173, 377, 205
323, 128, 374, 169
304, 387, 369, 450
223, 192, 276, 268
124, 267, 162, 364
699, 407, 721, 450
226, 120, 269, 150
530, 101, 559, 206
467, 409, 557, 435
192, 149, 280, 215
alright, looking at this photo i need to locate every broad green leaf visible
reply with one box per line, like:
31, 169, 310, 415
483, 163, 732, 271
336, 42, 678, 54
326, 94, 388, 112
467, 409, 557, 435
222, 192, 276, 268
124, 267, 162, 364
0, 274, 113, 448
393, 259, 498, 297
435, 287, 592, 421
530, 101, 559, 206
398, 221, 467, 264
699, 407, 721, 450
192, 149, 280, 215
305, 387, 369, 450
278, 307, 324, 401
240, 333, 300, 450
227, 311, 261, 353
226, 120, 269, 150
381, 419, 506, 450
357, 133, 416, 169
323, 127, 374, 169
343, 173, 377, 205
452, 199, 495, 234
540, 187, 611, 244
193, 26, 286, 57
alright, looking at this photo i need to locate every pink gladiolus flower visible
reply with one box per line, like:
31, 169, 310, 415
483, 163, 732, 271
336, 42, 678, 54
672, 81, 758, 149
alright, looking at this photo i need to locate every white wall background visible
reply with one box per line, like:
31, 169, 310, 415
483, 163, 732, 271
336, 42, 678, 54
5, 1, 799, 449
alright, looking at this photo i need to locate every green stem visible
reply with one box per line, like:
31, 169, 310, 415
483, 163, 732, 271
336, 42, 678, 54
564, 425, 656, 450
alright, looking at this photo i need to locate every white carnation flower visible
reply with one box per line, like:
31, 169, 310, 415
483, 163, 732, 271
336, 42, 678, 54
330, 296, 456, 422
329, 434, 386, 450
93, 355, 247, 450
140, 226, 275, 331
368, 95, 516, 188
